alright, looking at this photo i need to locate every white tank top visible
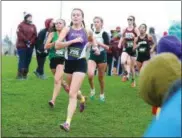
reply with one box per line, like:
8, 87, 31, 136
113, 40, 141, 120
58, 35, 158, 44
93, 30, 105, 52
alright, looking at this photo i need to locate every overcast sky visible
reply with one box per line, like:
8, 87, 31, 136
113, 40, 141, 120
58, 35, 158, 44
2, 1, 181, 42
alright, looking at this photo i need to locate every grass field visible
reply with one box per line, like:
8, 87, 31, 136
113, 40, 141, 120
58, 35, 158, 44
2, 56, 152, 137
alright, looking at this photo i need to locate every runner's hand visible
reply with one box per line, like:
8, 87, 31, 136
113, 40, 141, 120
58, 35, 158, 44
72, 37, 83, 44
150, 48, 154, 53
93, 47, 100, 55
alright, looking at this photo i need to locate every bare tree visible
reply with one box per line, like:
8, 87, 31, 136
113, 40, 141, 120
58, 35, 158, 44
3, 35, 13, 55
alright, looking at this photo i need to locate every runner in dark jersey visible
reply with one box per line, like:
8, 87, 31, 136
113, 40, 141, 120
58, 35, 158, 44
55, 8, 100, 132
88, 16, 110, 102
118, 15, 139, 87
133, 24, 155, 72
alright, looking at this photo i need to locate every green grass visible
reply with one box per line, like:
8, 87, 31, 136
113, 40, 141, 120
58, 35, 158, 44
2, 56, 152, 137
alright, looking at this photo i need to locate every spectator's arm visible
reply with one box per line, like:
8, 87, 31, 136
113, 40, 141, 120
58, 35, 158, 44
35, 30, 42, 49
153, 35, 157, 45
148, 35, 155, 52
152, 35, 157, 50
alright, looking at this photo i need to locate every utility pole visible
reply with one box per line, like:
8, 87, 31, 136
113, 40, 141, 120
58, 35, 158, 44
60, 1, 63, 18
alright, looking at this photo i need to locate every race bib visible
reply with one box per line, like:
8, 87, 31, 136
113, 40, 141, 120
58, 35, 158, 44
125, 33, 133, 39
139, 47, 146, 52
56, 49, 64, 56
68, 47, 81, 58
127, 41, 133, 48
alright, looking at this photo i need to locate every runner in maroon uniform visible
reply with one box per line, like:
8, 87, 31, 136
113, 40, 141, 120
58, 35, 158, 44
118, 15, 139, 87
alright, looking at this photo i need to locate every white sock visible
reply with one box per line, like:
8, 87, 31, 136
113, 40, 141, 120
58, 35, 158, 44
90, 88, 95, 96
100, 94, 105, 99
78, 90, 82, 95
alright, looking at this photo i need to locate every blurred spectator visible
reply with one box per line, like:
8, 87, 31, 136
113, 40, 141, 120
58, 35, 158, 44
16, 12, 37, 80
149, 27, 157, 56
157, 35, 182, 61
106, 30, 114, 76
34, 18, 54, 79
168, 21, 181, 41
163, 31, 168, 36
139, 53, 181, 118
109, 27, 122, 76
90, 23, 94, 31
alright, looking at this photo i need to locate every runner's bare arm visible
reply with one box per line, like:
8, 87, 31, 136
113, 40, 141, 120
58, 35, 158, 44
87, 29, 100, 55
118, 29, 126, 48
133, 37, 139, 50
55, 27, 73, 49
87, 29, 98, 47
44, 32, 54, 49
97, 43, 110, 50
134, 28, 140, 36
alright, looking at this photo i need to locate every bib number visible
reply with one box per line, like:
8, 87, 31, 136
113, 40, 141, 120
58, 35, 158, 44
125, 33, 133, 39
56, 49, 64, 56
68, 47, 81, 58
139, 48, 146, 52
127, 42, 133, 48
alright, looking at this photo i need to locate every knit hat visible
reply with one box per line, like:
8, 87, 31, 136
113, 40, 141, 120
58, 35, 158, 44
116, 26, 121, 32
23, 12, 32, 20
139, 53, 181, 107
163, 31, 168, 36
157, 35, 182, 61
45, 18, 53, 29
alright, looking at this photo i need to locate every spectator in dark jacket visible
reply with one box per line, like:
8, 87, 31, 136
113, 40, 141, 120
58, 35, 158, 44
106, 31, 113, 76
149, 27, 157, 56
34, 18, 54, 79
16, 12, 37, 80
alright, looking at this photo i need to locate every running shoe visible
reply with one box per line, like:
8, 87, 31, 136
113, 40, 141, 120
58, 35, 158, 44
33, 71, 40, 78
122, 76, 129, 82
90, 89, 95, 100
60, 122, 70, 132
79, 96, 87, 112
48, 100, 55, 108
90, 95, 95, 100
39, 74, 47, 80
99, 96, 105, 102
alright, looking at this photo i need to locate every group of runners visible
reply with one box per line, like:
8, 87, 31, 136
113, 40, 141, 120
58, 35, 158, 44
42, 8, 157, 132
